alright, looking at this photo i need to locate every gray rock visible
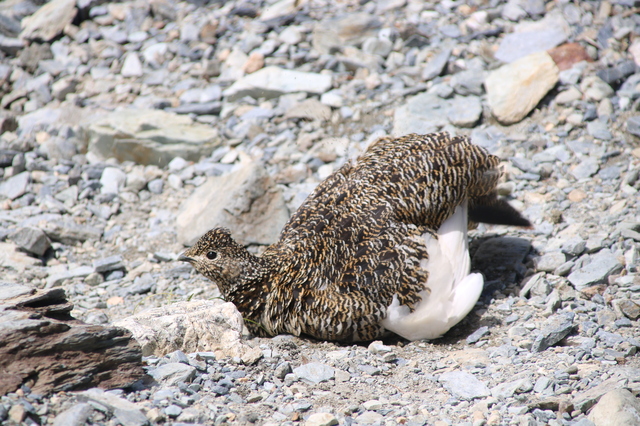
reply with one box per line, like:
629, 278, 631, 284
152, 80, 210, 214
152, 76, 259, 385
147, 178, 164, 194
531, 313, 575, 352
79, 389, 147, 426
627, 116, 640, 137
491, 378, 532, 399
20, 0, 77, 42
486, 52, 559, 125
148, 362, 196, 386
82, 109, 221, 167
562, 237, 586, 256
571, 158, 600, 180
567, 250, 623, 290
0, 171, 30, 200
52, 403, 93, 426
519, 272, 551, 298
164, 404, 182, 418
223, 67, 332, 102
176, 159, 290, 246
93, 255, 124, 273
422, 48, 451, 81
42, 219, 103, 244
535, 252, 566, 272
466, 326, 489, 344
10, 226, 51, 256
274, 361, 293, 379
51, 76, 78, 101
450, 69, 485, 96
167, 101, 222, 116
0, 35, 24, 55
46, 265, 94, 288
495, 12, 569, 62
587, 121, 612, 140
293, 362, 335, 384
393, 92, 449, 136
362, 37, 393, 57
439, 371, 491, 400
447, 96, 482, 128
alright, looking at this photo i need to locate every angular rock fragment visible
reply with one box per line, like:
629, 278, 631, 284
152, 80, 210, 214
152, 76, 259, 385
486, 51, 559, 124
176, 158, 289, 246
0, 288, 144, 396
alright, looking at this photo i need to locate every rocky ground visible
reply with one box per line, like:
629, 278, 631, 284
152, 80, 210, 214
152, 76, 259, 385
1, 0, 640, 425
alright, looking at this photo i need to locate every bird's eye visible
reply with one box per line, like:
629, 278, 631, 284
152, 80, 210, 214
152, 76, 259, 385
206, 251, 217, 260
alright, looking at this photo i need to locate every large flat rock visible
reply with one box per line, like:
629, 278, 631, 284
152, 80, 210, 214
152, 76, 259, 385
81, 109, 222, 167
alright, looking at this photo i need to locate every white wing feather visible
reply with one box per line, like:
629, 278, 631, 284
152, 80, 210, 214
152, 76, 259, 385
381, 200, 484, 340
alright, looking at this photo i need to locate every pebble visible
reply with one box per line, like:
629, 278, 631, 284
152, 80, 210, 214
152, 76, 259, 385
439, 371, 491, 400
568, 250, 624, 290
294, 362, 335, 385
147, 363, 197, 386
305, 412, 338, 426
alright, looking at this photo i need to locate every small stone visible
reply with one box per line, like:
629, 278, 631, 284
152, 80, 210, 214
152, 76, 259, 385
439, 371, 491, 400
422, 48, 452, 81
567, 250, 623, 290
466, 326, 490, 344
587, 121, 612, 140
555, 87, 582, 104
293, 362, 335, 384
93, 255, 124, 273
447, 96, 482, 127
495, 13, 569, 63
164, 404, 182, 418
571, 159, 599, 180
274, 361, 292, 379
79, 389, 147, 426
617, 300, 640, 320
51, 76, 78, 101
241, 346, 263, 365
368, 341, 392, 354
147, 178, 164, 194
305, 412, 338, 426
535, 252, 566, 273
626, 116, 640, 137
10, 227, 51, 256
562, 237, 586, 256
486, 52, 559, 125
0, 171, 30, 200
52, 403, 93, 426
100, 167, 126, 194
355, 411, 384, 425
147, 362, 196, 386
20, 0, 77, 42
362, 400, 383, 410
223, 67, 332, 102
121, 52, 144, 77
531, 313, 575, 352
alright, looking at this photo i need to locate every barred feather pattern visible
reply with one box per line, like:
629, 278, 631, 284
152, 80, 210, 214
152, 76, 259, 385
181, 132, 512, 342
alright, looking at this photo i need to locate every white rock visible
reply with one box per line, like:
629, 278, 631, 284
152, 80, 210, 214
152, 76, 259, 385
588, 388, 640, 426
223, 66, 332, 102
20, 0, 77, 41
485, 51, 559, 125
100, 167, 127, 194
114, 300, 250, 358
121, 52, 143, 77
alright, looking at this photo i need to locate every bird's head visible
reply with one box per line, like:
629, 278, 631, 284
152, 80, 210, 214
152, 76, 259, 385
179, 228, 263, 297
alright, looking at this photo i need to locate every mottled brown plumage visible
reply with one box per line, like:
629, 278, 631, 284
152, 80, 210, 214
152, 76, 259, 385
180, 132, 529, 342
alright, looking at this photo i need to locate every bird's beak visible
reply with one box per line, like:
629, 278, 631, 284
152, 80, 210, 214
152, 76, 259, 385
178, 252, 194, 263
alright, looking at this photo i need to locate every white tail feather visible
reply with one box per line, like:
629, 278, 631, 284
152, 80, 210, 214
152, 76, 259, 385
381, 200, 484, 340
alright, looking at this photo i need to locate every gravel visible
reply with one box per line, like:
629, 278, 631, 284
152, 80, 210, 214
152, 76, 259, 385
1, 0, 640, 425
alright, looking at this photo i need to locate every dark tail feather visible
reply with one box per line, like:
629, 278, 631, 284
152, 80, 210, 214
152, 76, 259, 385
469, 197, 531, 227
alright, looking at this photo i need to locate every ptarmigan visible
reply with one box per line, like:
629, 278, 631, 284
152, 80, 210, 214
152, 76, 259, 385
179, 132, 530, 342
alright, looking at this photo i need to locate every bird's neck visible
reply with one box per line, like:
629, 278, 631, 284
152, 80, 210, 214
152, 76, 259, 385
222, 254, 271, 325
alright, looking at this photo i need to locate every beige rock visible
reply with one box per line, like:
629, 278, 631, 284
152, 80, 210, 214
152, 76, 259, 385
176, 158, 289, 246
0, 242, 41, 271
312, 13, 381, 55
114, 300, 250, 359
306, 412, 339, 426
20, 0, 77, 41
485, 51, 559, 125
588, 388, 640, 426
81, 109, 221, 167
284, 98, 332, 121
